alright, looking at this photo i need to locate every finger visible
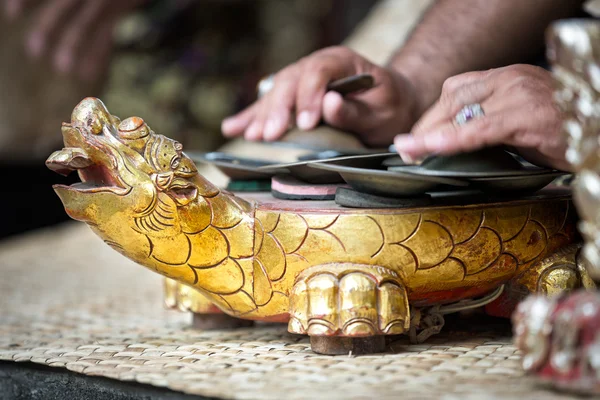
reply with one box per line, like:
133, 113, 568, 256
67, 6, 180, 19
393, 134, 425, 163
76, 18, 114, 82
295, 57, 349, 130
222, 102, 259, 138
26, 0, 79, 57
322, 91, 372, 132
261, 71, 299, 141
412, 74, 492, 136
244, 120, 263, 141
54, 0, 103, 74
263, 105, 292, 141
397, 112, 511, 160
5, 0, 19, 18
244, 98, 270, 141
5, 0, 34, 19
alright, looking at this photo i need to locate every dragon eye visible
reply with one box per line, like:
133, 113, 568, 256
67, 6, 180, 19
171, 157, 181, 169
87, 116, 103, 135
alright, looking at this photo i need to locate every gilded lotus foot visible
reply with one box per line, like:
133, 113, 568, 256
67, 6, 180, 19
488, 244, 595, 319
535, 244, 596, 295
507, 244, 596, 303
288, 263, 410, 338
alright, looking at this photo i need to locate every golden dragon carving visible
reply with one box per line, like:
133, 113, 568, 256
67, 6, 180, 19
47, 98, 592, 352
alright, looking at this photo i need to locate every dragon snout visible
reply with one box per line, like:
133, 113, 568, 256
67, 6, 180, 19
60, 122, 86, 149
71, 97, 114, 135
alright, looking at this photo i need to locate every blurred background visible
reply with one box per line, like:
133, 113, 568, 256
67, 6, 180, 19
0, 0, 382, 239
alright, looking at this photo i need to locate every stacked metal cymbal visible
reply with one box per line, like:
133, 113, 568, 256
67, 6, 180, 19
191, 147, 568, 202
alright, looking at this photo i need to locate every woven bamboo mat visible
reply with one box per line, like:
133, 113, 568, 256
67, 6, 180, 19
0, 223, 578, 399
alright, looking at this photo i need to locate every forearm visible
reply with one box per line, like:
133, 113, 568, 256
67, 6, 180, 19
389, 0, 585, 116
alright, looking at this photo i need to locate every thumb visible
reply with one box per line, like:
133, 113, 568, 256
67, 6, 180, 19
322, 91, 372, 132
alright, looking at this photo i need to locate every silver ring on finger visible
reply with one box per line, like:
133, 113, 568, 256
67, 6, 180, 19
455, 103, 485, 126
257, 74, 276, 98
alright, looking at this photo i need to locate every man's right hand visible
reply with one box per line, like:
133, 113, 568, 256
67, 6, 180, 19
221, 46, 420, 148
3, 0, 145, 82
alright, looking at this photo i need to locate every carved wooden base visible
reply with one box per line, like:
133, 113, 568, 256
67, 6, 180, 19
192, 313, 254, 330
310, 336, 386, 355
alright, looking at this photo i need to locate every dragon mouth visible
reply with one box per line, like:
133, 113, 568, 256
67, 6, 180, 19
46, 147, 130, 195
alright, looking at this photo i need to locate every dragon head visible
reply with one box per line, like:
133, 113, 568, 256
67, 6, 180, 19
47, 98, 221, 247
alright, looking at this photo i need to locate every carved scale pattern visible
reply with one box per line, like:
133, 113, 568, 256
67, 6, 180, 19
239, 199, 576, 317
164, 197, 576, 319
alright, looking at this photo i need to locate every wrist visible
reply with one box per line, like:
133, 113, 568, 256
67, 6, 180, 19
385, 67, 421, 131
387, 57, 445, 124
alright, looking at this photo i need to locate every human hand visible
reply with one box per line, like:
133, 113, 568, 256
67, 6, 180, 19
393, 65, 570, 171
221, 46, 420, 147
3, 0, 145, 81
